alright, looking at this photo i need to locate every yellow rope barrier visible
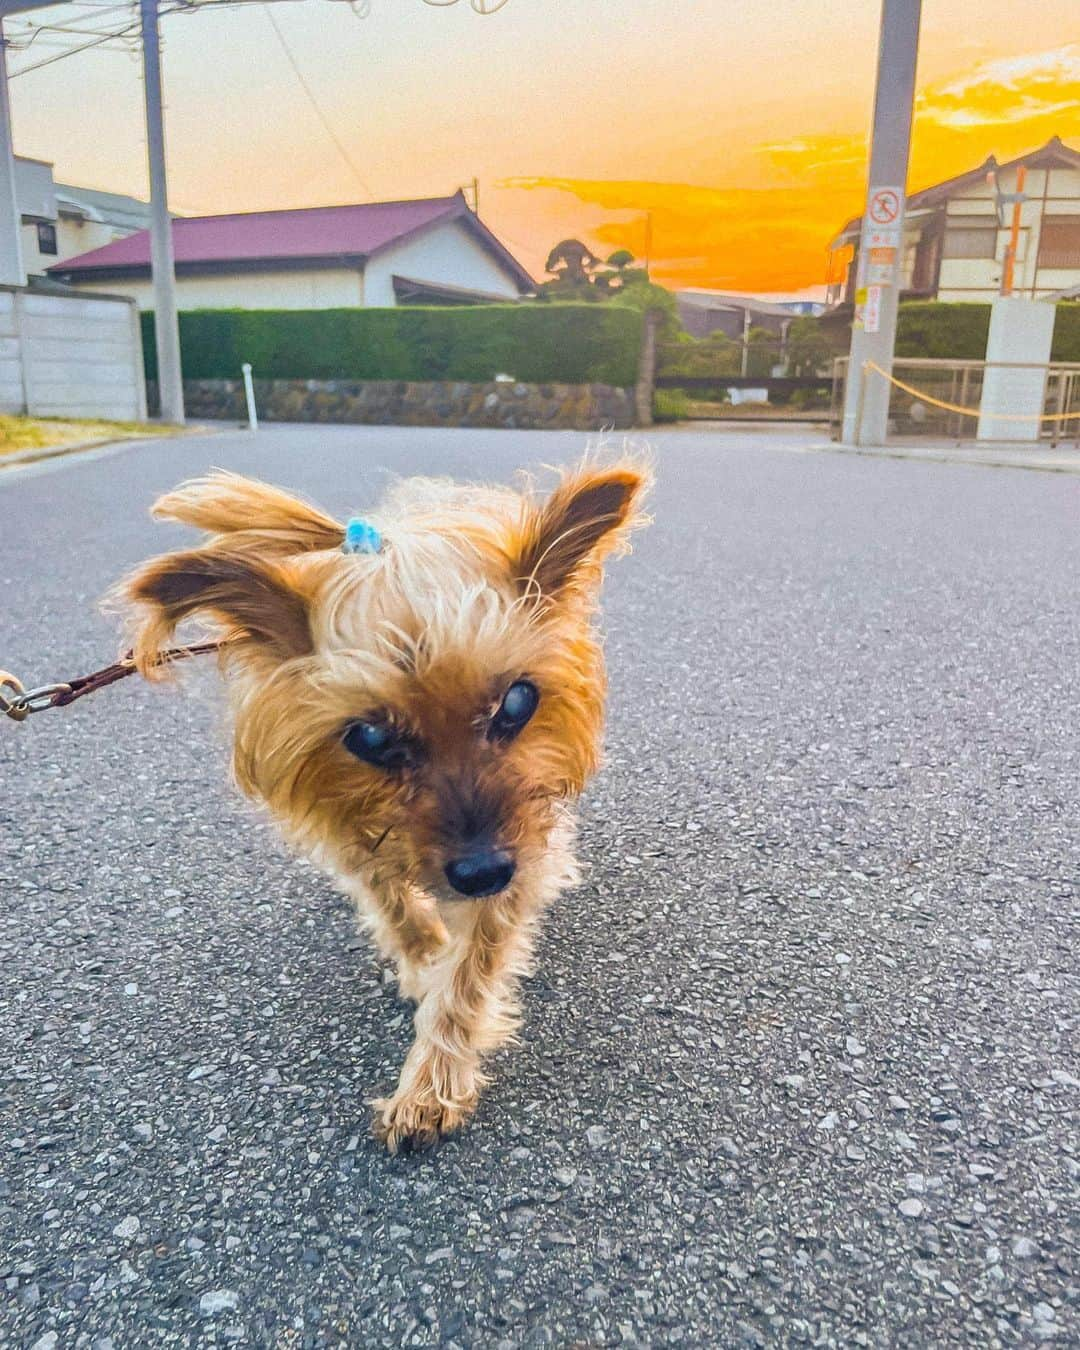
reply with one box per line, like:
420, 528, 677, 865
864, 361, 1080, 422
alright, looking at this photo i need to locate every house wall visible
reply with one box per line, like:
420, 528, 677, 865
65, 217, 520, 311
22, 215, 131, 277
69, 266, 365, 312
937, 164, 1080, 301
829, 161, 1080, 305
0, 287, 145, 421
363, 218, 523, 306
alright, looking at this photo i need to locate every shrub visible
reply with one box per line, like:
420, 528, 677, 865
786, 315, 847, 374
653, 389, 689, 422
141, 304, 644, 387
783, 302, 1080, 367
895, 302, 991, 359
658, 332, 741, 377
1051, 303, 1080, 361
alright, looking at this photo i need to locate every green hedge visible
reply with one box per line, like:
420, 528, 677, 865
787, 301, 1080, 365
1051, 303, 1080, 362
895, 301, 1080, 360
141, 304, 643, 387
894, 302, 991, 359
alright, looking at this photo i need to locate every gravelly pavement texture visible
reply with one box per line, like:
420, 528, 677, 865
1, 424, 1077, 1349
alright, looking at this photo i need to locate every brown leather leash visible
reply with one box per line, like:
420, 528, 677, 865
1, 641, 224, 723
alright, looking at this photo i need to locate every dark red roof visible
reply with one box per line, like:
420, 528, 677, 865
49, 191, 534, 289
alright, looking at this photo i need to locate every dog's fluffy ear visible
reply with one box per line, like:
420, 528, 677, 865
515, 459, 650, 601
122, 546, 313, 678
153, 471, 344, 557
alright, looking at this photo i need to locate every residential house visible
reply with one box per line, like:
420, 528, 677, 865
676, 290, 802, 341
15, 156, 152, 278
826, 137, 1080, 306
49, 193, 534, 309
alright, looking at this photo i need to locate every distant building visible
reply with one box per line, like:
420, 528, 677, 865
773, 299, 827, 317
15, 156, 152, 279
826, 136, 1080, 307
676, 290, 803, 341
49, 192, 534, 309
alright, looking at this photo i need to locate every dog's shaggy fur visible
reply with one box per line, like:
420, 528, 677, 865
117, 458, 648, 1150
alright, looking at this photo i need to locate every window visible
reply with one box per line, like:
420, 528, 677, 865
36, 222, 58, 256
942, 218, 998, 260
1037, 217, 1080, 269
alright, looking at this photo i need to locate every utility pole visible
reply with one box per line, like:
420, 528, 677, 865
840, 0, 922, 445
999, 164, 1027, 296
471, 177, 479, 215
0, 21, 26, 287
140, 0, 184, 424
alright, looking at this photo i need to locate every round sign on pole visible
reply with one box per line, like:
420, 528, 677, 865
868, 187, 902, 225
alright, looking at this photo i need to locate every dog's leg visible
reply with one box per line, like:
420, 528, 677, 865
371, 896, 539, 1151
342, 874, 450, 1000
372, 821, 578, 1151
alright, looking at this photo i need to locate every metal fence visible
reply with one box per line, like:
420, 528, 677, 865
830, 357, 1080, 446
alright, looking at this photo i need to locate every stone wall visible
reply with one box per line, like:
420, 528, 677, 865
149, 377, 637, 430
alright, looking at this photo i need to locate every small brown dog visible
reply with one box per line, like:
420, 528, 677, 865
117, 458, 648, 1150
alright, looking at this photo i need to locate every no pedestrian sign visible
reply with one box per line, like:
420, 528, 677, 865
868, 186, 903, 226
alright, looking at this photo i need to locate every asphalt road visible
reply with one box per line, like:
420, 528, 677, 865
1, 425, 1077, 1348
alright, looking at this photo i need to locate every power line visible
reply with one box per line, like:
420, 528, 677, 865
8, 22, 142, 77
262, 5, 373, 199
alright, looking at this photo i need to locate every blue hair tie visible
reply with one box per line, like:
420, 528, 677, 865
343, 518, 383, 555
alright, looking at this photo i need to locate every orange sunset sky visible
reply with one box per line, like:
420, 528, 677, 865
9, 0, 1080, 295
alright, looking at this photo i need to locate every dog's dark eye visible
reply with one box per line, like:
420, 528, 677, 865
342, 720, 417, 771
489, 680, 540, 741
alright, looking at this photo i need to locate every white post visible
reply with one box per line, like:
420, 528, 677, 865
976, 299, 1055, 444
0, 21, 26, 287
140, 0, 184, 424
241, 362, 258, 432
840, 0, 923, 445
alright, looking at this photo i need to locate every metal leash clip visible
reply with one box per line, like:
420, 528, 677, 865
0, 671, 72, 722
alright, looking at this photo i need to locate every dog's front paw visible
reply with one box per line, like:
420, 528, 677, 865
370, 1085, 475, 1153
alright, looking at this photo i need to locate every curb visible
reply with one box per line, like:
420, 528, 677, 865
804, 440, 1080, 476
0, 424, 224, 474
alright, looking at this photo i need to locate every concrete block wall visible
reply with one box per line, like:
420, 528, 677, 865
0, 286, 146, 422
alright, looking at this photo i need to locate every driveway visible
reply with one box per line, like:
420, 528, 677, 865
1, 424, 1077, 1346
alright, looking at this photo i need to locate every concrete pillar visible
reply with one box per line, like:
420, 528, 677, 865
140, 0, 184, 424
840, 0, 923, 445
976, 298, 1055, 443
635, 309, 660, 427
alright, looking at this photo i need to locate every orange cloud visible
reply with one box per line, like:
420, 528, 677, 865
500, 177, 840, 291
918, 44, 1080, 130
498, 43, 1080, 293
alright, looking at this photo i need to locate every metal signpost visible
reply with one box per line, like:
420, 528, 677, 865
840, 0, 923, 446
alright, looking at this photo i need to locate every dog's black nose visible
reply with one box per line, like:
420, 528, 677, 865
444, 849, 516, 898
